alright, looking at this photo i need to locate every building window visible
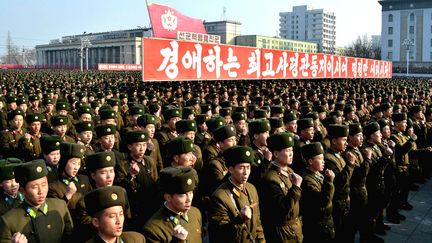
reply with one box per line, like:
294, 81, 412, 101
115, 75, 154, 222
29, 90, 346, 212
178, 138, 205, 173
410, 13, 415, 22
388, 27, 393, 35
388, 39, 393, 47
409, 26, 414, 34
388, 52, 393, 59
430, 52, 432, 60
388, 14, 393, 22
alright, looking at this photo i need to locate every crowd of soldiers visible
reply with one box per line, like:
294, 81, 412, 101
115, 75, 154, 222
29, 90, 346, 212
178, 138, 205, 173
0, 70, 431, 243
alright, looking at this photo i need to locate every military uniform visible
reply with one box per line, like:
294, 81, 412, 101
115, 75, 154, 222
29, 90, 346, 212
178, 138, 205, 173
0, 160, 24, 216
0, 128, 26, 159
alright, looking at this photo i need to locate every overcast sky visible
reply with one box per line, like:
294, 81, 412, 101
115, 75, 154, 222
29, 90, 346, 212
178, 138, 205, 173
0, 0, 382, 55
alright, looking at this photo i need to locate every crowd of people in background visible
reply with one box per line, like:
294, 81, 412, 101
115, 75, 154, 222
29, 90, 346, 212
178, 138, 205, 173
0, 70, 431, 243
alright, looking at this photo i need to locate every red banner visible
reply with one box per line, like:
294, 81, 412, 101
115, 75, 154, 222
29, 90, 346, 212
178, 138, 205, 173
142, 38, 392, 81
97, 64, 142, 71
147, 3, 207, 39
0, 64, 25, 69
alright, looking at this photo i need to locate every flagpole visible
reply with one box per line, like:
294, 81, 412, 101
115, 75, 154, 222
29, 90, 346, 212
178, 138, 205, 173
146, 0, 155, 37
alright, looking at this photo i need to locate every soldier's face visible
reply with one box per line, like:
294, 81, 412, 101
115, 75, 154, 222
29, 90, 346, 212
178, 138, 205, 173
371, 131, 382, 144
29, 121, 41, 134
9, 115, 23, 130
93, 206, 124, 238
53, 125, 67, 136
220, 136, 237, 150
64, 158, 81, 178
381, 126, 391, 139
229, 163, 251, 185
332, 137, 348, 152
235, 120, 247, 132
144, 124, 156, 138
254, 131, 269, 146
101, 119, 116, 126
349, 133, 363, 147
286, 120, 297, 134
91, 167, 115, 187
79, 131, 93, 144
1, 178, 19, 197
80, 113, 92, 122
165, 191, 193, 213
128, 142, 147, 159
182, 131, 195, 141
58, 110, 68, 116
168, 117, 180, 130
99, 135, 115, 150
173, 152, 196, 167
19, 104, 27, 112
274, 147, 294, 165
44, 149, 60, 164
395, 121, 407, 132
45, 104, 54, 112
308, 154, 325, 172
24, 177, 48, 207
301, 127, 314, 141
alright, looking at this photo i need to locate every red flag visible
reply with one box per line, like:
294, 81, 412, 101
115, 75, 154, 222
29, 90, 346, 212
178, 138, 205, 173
147, 2, 207, 39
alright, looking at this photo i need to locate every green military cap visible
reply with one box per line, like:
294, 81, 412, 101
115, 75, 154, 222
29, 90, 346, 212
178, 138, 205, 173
267, 132, 294, 151
25, 113, 43, 124
377, 119, 389, 130
86, 151, 116, 172
213, 124, 237, 142
43, 98, 54, 106
125, 130, 149, 144
78, 105, 94, 116
0, 158, 23, 181
247, 104, 258, 112
164, 108, 181, 120
195, 114, 209, 125
200, 104, 212, 114
85, 186, 127, 216
60, 142, 85, 161
137, 113, 156, 126
75, 121, 94, 133
51, 115, 69, 126
249, 119, 271, 135
206, 116, 225, 132
254, 109, 267, 119
348, 123, 362, 136
159, 166, 198, 194
55, 102, 70, 111
99, 109, 117, 120
7, 109, 24, 121
392, 112, 407, 123
176, 119, 197, 133
16, 97, 27, 106
40, 135, 61, 154
409, 105, 422, 115
95, 124, 116, 137
219, 107, 232, 117
380, 103, 392, 111
297, 118, 314, 131
13, 159, 48, 186
234, 106, 247, 113
268, 117, 284, 129
343, 105, 355, 114
168, 137, 194, 155
363, 122, 380, 137
107, 99, 120, 107
393, 104, 402, 111
104, 89, 113, 96
186, 98, 200, 106
148, 103, 160, 114
182, 107, 196, 119
313, 105, 326, 113
302, 142, 324, 161
232, 112, 246, 123
129, 106, 145, 116
223, 146, 255, 167
270, 105, 285, 115
6, 95, 17, 104
119, 94, 128, 99
283, 112, 298, 124
327, 124, 349, 138
305, 111, 319, 121
220, 100, 232, 108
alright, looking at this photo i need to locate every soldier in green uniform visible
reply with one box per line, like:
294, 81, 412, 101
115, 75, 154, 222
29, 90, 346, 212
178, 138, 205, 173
176, 119, 203, 172
115, 130, 158, 229
98, 108, 121, 151
138, 114, 164, 173
95, 124, 126, 170
143, 166, 202, 243
48, 143, 92, 225
283, 112, 298, 135
75, 121, 96, 170
387, 113, 416, 221
0, 109, 26, 159
249, 119, 272, 186
324, 124, 356, 243
232, 112, 250, 146
166, 136, 197, 168
40, 135, 62, 183
208, 146, 265, 243
259, 132, 303, 243
202, 116, 225, 165
155, 108, 181, 167
50, 115, 76, 143
0, 159, 73, 243
301, 142, 335, 243
41, 98, 55, 134
0, 158, 24, 216
292, 118, 315, 175
17, 113, 44, 162
194, 114, 211, 149
85, 186, 145, 243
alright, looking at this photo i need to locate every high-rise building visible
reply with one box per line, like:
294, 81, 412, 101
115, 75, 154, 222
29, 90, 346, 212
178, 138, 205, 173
279, 5, 336, 54
379, 0, 432, 69
204, 20, 242, 45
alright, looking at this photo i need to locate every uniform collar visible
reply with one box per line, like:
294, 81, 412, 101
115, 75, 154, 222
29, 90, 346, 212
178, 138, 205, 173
163, 202, 189, 223
62, 176, 79, 186
3, 192, 24, 205
24, 201, 48, 218
271, 161, 290, 177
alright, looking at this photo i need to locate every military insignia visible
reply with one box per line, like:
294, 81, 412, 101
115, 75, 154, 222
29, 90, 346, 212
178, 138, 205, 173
56, 142, 60, 146
35, 116, 39, 120
80, 148, 84, 153
245, 151, 251, 156
106, 156, 112, 161
47, 224, 52, 230
36, 166, 42, 173
187, 178, 192, 185
175, 111, 179, 114
151, 117, 155, 121
107, 128, 111, 132
219, 121, 223, 125
280, 182, 286, 190
87, 123, 91, 127
257, 159, 261, 164
139, 109, 142, 113
111, 113, 114, 116
192, 123, 195, 127
288, 136, 292, 142
111, 193, 118, 200
232, 187, 241, 198
230, 127, 234, 131
141, 134, 145, 139
81, 184, 85, 188
190, 143, 194, 148
59, 119, 63, 122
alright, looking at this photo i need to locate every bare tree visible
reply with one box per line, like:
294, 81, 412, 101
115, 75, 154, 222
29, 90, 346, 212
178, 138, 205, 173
343, 34, 381, 60
1, 31, 36, 65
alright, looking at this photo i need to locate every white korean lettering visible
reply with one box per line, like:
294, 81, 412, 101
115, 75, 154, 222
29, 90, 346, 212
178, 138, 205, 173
247, 49, 261, 78
289, 52, 299, 77
299, 53, 310, 77
275, 52, 289, 78
203, 46, 223, 78
223, 47, 240, 78
157, 41, 179, 79
310, 55, 318, 77
181, 44, 203, 78
262, 52, 275, 77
